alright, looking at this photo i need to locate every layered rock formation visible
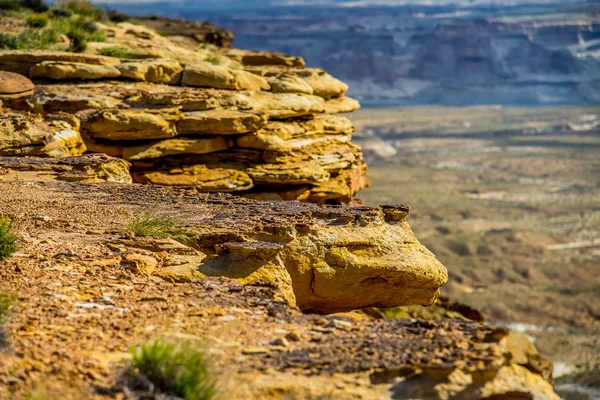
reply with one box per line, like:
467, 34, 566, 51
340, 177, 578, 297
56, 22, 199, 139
0, 19, 367, 204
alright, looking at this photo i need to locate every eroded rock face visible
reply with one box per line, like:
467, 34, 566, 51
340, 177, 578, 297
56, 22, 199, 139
0, 112, 86, 157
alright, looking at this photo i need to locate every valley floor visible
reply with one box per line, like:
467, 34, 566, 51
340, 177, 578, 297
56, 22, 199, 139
352, 106, 600, 394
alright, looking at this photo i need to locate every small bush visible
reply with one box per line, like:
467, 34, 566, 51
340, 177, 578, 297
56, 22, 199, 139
54, 0, 106, 21
49, 7, 72, 18
0, 33, 19, 49
22, 0, 48, 12
0, 293, 15, 323
108, 10, 128, 23
66, 28, 86, 52
98, 46, 135, 59
129, 338, 216, 400
126, 206, 194, 247
0, 0, 21, 11
203, 56, 222, 65
26, 14, 49, 28
0, 218, 18, 260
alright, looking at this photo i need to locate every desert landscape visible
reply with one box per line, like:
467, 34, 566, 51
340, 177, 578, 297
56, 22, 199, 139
0, 0, 598, 399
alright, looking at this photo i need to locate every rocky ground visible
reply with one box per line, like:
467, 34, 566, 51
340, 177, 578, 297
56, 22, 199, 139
0, 172, 558, 399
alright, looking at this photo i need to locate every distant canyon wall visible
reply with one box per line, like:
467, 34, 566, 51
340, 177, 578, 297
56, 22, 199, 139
214, 10, 600, 106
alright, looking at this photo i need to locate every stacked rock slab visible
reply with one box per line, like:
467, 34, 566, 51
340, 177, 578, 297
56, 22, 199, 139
0, 22, 367, 203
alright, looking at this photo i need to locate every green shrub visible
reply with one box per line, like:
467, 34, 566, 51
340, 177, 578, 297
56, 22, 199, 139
66, 28, 86, 52
108, 10, 128, 23
126, 205, 194, 247
54, 0, 106, 21
26, 14, 49, 28
0, 28, 59, 49
0, 33, 19, 49
0, 293, 15, 323
0, 218, 18, 260
22, 0, 47, 12
0, 0, 21, 11
203, 56, 222, 65
49, 7, 72, 18
98, 46, 135, 59
130, 338, 216, 400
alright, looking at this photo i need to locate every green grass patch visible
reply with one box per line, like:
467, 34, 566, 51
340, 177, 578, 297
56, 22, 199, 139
98, 46, 137, 59
0, 14, 106, 52
26, 13, 48, 28
53, 0, 106, 21
129, 338, 216, 400
203, 56, 223, 65
0, 218, 18, 261
0, 293, 15, 323
126, 205, 195, 247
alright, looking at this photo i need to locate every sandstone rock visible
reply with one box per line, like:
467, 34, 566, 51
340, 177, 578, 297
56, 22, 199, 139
132, 166, 253, 192
177, 110, 266, 136
121, 252, 159, 276
80, 109, 181, 141
224, 48, 305, 67
0, 71, 34, 100
0, 112, 85, 157
324, 96, 361, 114
30, 61, 121, 81
237, 114, 353, 151
42, 129, 87, 157
501, 331, 554, 382
116, 59, 183, 84
268, 74, 314, 95
122, 137, 228, 161
0, 50, 120, 75
0, 154, 132, 183
182, 62, 270, 91
300, 71, 349, 99
246, 162, 331, 185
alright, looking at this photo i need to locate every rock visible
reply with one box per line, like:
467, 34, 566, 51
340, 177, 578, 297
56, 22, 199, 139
0, 71, 34, 100
182, 62, 270, 91
0, 154, 132, 183
0, 112, 85, 157
132, 166, 254, 192
268, 74, 314, 94
300, 71, 348, 99
246, 162, 330, 185
501, 331, 554, 382
30, 61, 122, 81
42, 130, 87, 157
177, 110, 266, 136
122, 137, 228, 161
269, 337, 289, 347
224, 48, 305, 67
121, 252, 159, 276
80, 109, 181, 141
323, 96, 361, 114
116, 59, 183, 84
285, 331, 302, 342
0, 50, 120, 75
